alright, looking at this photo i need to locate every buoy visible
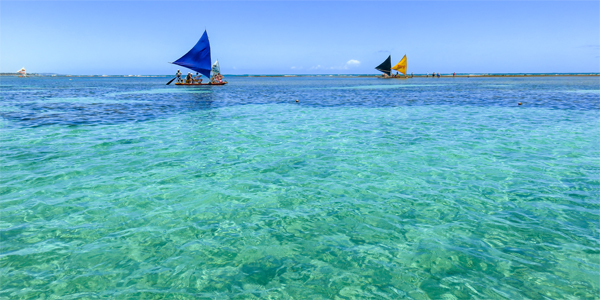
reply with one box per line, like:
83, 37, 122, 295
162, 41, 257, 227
296, 99, 299, 103
518, 102, 522, 105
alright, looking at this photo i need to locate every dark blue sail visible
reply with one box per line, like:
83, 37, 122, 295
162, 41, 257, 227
172, 30, 212, 78
375, 55, 392, 76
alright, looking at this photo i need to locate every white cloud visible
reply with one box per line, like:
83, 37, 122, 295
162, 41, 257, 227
345, 59, 360, 67
307, 60, 360, 71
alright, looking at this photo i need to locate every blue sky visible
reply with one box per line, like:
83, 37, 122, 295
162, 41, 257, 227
2, 1, 598, 75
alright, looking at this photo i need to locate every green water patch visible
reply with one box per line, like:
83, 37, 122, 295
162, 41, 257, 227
7, 86, 40, 89
317, 84, 447, 90
0, 89, 47, 93
106, 88, 212, 96
0, 106, 20, 112
564, 90, 600, 94
2, 104, 598, 299
16, 97, 151, 104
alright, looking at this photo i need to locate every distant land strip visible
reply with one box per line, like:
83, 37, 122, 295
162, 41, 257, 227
1, 73, 598, 78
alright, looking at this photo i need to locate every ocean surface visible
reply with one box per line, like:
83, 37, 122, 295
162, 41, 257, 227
1, 76, 599, 299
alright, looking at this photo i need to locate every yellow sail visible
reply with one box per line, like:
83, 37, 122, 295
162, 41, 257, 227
391, 55, 407, 75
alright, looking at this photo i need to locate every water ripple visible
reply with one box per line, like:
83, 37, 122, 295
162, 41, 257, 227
0, 77, 598, 299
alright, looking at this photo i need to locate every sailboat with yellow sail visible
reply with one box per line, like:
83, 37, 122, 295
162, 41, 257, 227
392, 55, 407, 76
375, 55, 408, 79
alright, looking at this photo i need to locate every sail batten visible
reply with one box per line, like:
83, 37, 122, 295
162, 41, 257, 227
375, 55, 392, 76
172, 30, 212, 78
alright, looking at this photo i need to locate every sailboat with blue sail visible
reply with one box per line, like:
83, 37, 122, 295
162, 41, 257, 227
169, 30, 227, 85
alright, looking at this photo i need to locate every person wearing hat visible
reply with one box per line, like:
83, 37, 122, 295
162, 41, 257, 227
176, 70, 182, 83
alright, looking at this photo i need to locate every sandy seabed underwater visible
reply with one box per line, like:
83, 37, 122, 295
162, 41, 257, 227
1, 76, 599, 299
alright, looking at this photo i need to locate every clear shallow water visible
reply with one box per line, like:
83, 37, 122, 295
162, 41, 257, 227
1, 76, 599, 299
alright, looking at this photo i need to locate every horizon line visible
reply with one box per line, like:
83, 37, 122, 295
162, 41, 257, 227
3, 72, 600, 77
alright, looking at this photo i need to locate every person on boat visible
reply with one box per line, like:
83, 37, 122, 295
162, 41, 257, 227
185, 72, 193, 84
194, 72, 202, 84
176, 70, 182, 83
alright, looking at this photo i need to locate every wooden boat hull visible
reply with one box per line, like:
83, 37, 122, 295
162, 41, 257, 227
175, 82, 227, 86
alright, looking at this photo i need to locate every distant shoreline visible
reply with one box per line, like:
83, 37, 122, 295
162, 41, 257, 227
244, 74, 600, 78
421, 74, 600, 78
1, 73, 598, 78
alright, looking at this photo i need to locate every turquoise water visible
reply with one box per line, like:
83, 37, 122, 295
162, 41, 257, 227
1, 76, 599, 299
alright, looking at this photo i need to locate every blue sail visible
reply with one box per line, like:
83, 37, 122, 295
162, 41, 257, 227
172, 30, 212, 78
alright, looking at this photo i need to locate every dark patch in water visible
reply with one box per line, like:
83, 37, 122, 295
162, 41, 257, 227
1, 76, 598, 127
